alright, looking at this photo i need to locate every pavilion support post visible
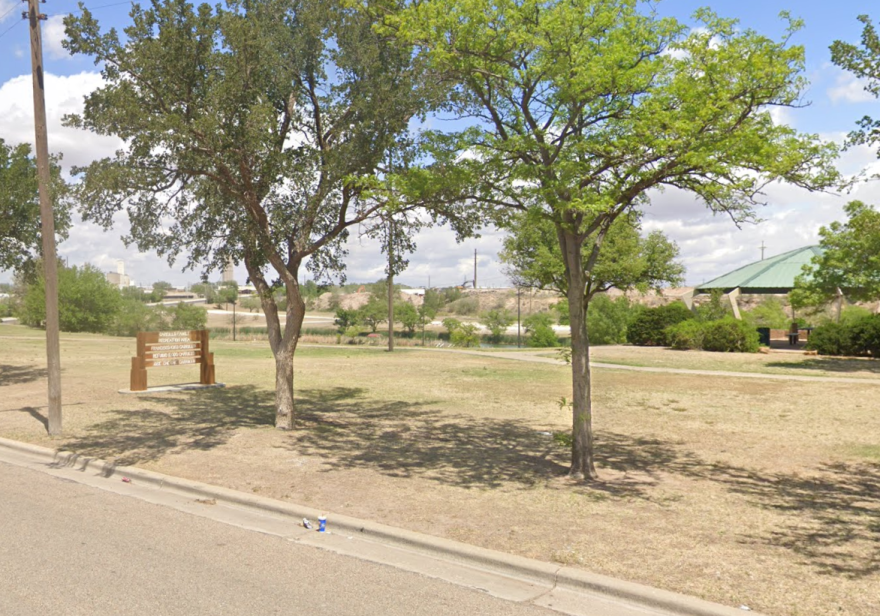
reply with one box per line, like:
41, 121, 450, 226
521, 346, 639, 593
727, 287, 742, 320
680, 288, 696, 311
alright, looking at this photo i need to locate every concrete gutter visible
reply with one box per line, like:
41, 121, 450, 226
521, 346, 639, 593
0, 436, 762, 616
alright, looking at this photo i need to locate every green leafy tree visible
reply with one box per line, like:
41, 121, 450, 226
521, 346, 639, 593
501, 214, 685, 300
392, 1, 839, 479
21, 263, 122, 333
108, 299, 163, 336
396, 301, 419, 334
150, 281, 173, 303
240, 296, 262, 313
422, 288, 444, 315
121, 286, 149, 302
190, 282, 217, 304
358, 297, 387, 332
417, 302, 437, 342
450, 322, 480, 347
217, 281, 239, 307
586, 295, 632, 345
744, 297, 789, 328
483, 308, 514, 343
441, 317, 462, 337
694, 289, 730, 322
169, 302, 208, 330
0, 139, 70, 278
792, 201, 880, 306
831, 15, 880, 168
64, 0, 441, 428
334, 308, 360, 334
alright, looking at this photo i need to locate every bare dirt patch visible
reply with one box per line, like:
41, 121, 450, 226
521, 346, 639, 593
1, 325, 878, 616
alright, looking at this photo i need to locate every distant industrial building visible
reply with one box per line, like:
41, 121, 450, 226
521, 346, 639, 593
105, 260, 132, 288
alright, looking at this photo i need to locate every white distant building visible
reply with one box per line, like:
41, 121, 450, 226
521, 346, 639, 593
222, 258, 235, 283
105, 260, 132, 288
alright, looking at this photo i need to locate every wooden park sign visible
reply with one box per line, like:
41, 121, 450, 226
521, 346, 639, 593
130, 330, 215, 391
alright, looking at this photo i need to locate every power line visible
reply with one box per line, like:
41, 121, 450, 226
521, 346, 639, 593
0, 15, 23, 41
46, 0, 133, 17
0, 2, 20, 23
0, 0, 132, 44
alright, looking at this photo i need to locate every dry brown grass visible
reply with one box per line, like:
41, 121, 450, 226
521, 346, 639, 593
1, 324, 879, 616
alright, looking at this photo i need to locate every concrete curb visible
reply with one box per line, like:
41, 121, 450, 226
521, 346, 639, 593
0, 436, 759, 616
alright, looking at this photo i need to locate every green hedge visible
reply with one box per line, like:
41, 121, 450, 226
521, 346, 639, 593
665, 317, 759, 353
627, 302, 693, 346
808, 314, 880, 357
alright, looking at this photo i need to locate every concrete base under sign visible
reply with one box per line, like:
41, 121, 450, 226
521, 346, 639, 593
118, 382, 226, 395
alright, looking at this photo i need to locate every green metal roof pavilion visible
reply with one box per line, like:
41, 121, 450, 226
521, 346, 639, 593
696, 246, 823, 295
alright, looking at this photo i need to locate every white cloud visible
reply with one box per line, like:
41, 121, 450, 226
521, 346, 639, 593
0, 0, 16, 23
828, 70, 876, 104
13, 46, 24, 58
0, 72, 123, 170
641, 163, 880, 286
42, 15, 71, 60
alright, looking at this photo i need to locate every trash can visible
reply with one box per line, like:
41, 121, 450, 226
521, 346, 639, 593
756, 327, 770, 346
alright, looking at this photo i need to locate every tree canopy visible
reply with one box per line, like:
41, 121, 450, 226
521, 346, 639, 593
500, 213, 685, 299
830, 15, 880, 165
391, 0, 841, 479
792, 200, 880, 305
64, 0, 444, 428
0, 139, 69, 278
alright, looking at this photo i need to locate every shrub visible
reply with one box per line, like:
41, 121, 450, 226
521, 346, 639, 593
553, 299, 570, 325
694, 290, 730, 322
627, 302, 693, 346
808, 314, 880, 357
665, 320, 706, 350
21, 263, 122, 333
527, 323, 559, 347
483, 309, 514, 342
447, 296, 480, 315
450, 323, 481, 347
587, 295, 631, 345
700, 317, 760, 353
169, 302, 207, 330
847, 314, 880, 357
334, 308, 359, 334
395, 301, 419, 333
745, 297, 789, 328
807, 322, 850, 356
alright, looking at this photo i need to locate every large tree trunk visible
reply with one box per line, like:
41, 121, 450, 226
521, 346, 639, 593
244, 252, 305, 430
273, 281, 305, 430
558, 227, 598, 481
273, 346, 295, 429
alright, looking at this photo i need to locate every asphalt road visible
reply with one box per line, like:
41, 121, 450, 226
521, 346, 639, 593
0, 462, 557, 616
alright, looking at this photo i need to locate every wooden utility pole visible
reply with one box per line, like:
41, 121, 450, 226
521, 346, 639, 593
26, 0, 62, 435
387, 218, 394, 352
473, 249, 477, 289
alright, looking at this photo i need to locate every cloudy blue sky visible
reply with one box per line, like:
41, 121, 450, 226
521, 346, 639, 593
1, 0, 879, 289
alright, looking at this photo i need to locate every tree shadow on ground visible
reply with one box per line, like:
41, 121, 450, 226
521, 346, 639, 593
294, 388, 880, 577
0, 364, 48, 386
293, 387, 570, 489
292, 387, 704, 497
62, 385, 275, 465
60, 383, 880, 578
766, 358, 880, 375
702, 461, 880, 579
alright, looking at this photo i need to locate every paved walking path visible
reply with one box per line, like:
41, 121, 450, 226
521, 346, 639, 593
401, 346, 880, 385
